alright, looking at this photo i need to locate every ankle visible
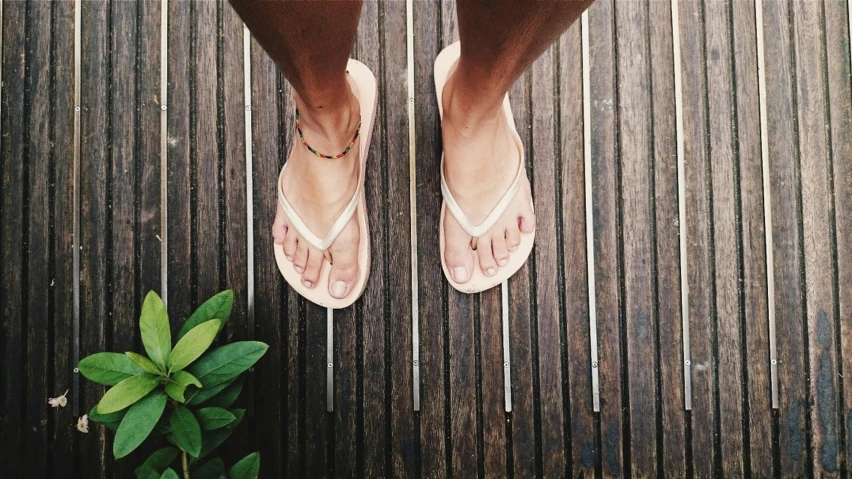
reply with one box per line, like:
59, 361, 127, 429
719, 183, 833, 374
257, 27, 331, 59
443, 62, 507, 123
294, 86, 360, 147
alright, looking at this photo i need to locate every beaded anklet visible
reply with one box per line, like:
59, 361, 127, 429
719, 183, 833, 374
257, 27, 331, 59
295, 108, 361, 159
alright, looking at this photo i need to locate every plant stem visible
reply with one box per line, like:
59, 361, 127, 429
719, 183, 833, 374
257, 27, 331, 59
181, 449, 189, 479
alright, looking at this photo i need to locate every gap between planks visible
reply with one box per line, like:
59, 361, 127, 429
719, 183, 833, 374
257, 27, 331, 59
72, 0, 82, 416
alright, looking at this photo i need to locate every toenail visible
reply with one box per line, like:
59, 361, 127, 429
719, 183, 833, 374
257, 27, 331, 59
331, 281, 347, 298
498, 258, 508, 266
295, 265, 304, 273
302, 280, 313, 288
453, 266, 467, 282
286, 255, 293, 261
485, 268, 496, 276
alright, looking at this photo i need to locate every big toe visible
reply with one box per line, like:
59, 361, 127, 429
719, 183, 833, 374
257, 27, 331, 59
444, 214, 475, 283
327, 219, 360, 299
272, 204, 288, 244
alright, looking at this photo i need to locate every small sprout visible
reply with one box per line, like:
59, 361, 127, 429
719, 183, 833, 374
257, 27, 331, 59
48, 389, 69, 408
76, 414, 89, 433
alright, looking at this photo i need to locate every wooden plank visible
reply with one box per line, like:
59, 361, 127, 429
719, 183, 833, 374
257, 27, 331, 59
305, 305, 330, 477
731, 0, 775, 473
0, 1, 26, 473
677, 0, 716, 474
22, 1, 53, 476
586, 0, 624, 475
614, 0, 659, 475
761, 0, 809, 474
414, 0, 448, 475
530, 45, 568, 477
508, 71, 537, 479
249, 35, 284, 479
165, 0, 193, 325
823, 0, 852, 472
479, 289, 507, 477
705, 0, 746, 475
560, 18, 597, 479
382, 0, 417, 474
334, 308, 358, 477
77, 1, 110, 476
791, 0, 842, 475
448, 293, 477, 477
648, 0, 687, 474
221, 1, 251, 458
51, 0, 79, 473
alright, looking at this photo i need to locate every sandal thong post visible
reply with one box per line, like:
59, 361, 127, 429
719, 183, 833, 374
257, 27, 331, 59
434, 42, 536, 293
273, 58, 377, 309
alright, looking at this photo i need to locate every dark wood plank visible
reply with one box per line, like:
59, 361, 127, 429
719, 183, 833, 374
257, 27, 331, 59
166, 0, 194, 327
0, 2, 27, 474
380, 0, 417, 475
614, 0, 659, 474
648, 0, 686, 474
23, 1, 53, 476
77, 1, 111, 476
51, 0, 79, 474
304, 306, 330, 478
415, 0, 449, 475
823, 0, 852, 472
730, 0, 775, 474
677, 0, 717, 474
108, 2, 142, 474
221, 1, 251, 458
479, 289, 507, 477
791, 0, 842, 475
761, 0, 809, 475
586, 0, 625, 475
530, 45, 568, 477
705, 0, 746, 475
559, 22, 597, 479
249, 35, 285, 479
508, 71, 537, 479
334, 308, 358, 478
448, 293, 478, 478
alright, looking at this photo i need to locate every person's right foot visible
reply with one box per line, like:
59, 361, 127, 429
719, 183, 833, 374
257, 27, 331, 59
272, 78, 363, 299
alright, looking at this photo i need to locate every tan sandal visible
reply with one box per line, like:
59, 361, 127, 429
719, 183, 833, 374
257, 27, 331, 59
274, 58, 377, 308
434, 42, 536, 293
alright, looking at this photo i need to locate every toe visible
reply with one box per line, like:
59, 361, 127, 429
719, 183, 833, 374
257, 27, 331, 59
444, 215, 475, 284
283, 227, 298, 261
505, 226, 521, 252
302, 247, 324, 289
518, 212, 536, 235
327, 220, 360, 299
293, 240, 308, 274
272, 204, 287, 244
492, 232, 510, 267
476, 236, 498, 277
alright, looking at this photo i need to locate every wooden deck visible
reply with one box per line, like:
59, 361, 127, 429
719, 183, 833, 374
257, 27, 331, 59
2, 0, 852, 477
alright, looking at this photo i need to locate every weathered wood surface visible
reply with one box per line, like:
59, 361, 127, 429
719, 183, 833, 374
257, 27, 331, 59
1, 0, 851, 477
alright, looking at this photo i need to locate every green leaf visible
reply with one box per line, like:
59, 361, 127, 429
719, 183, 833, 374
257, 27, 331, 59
126, 352, 163, 375
195, 407, 236, 431
134, 465, 160, 479
197, 409, 244, 460
134, 447, 179, 478
186, 341, 268, 388
169, 406, 202, 458
164, 370, 202, 403
114, 392, 168, 458
167, 319, 221, 372
97, 373, 160, 414
88, 403, 127, 424
228, 452, 260, 479
78, 352, 143, 385
140, 291, 172, 369
177, 290, 233, 340
203, 375, 244, 409
192, 458, 226, 479
184, 379, 234, 406
159, 468, 179, 479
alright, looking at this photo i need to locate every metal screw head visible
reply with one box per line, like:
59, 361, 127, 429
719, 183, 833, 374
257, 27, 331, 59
75, 106, 80, 112
327, 362, 333, 368
409, 98, 414, 103
591, 361, 598, 368
73, 367, 79, 373
161, 105, 167, 111
245, 105, 251, 111
503, 362, 509, 368
685, 360, 691, 366
413, 360, 419, 367
771, 359, 777, 365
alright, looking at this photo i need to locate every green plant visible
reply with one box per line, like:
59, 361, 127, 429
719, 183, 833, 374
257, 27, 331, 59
78, 290, 268, 479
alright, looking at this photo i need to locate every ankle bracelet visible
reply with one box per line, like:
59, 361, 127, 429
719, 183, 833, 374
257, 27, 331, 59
295, 108, 361, 159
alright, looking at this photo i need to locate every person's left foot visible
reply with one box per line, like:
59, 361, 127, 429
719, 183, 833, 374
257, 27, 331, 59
439, 63, 536, 284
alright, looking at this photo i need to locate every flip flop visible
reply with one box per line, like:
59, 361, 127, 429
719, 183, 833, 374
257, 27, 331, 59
274, 58, 377, 309
434, 42, 536, 293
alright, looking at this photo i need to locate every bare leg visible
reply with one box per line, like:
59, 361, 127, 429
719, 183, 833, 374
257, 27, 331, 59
441, 0, 594, 283
229, 0, 364, 298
